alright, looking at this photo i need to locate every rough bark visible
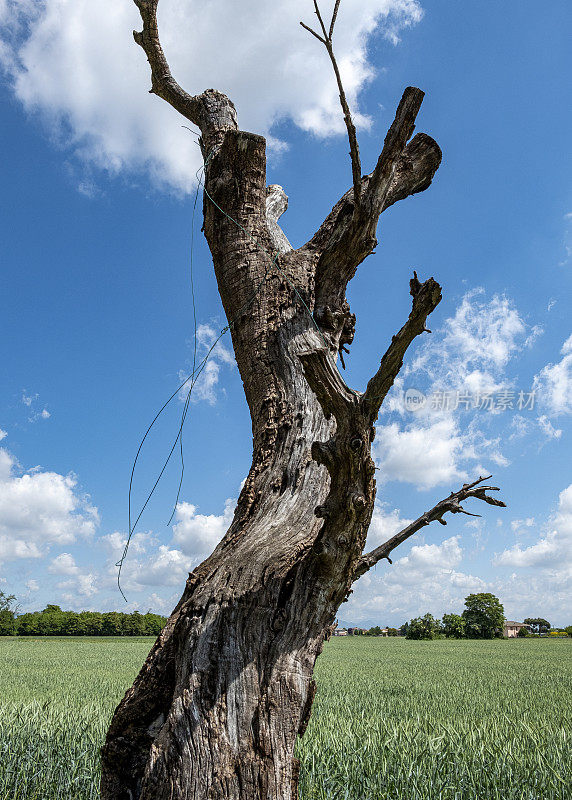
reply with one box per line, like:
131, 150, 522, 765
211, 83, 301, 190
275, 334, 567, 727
100, 4, 503, 799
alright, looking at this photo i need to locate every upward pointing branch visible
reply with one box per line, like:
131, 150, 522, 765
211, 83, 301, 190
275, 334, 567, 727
301, 0, 362, 205
361, 272, 442, 421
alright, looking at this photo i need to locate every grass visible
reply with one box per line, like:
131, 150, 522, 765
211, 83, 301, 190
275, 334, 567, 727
0, 637, 570, 799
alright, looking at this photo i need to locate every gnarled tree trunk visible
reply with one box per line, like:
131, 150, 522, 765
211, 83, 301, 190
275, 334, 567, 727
100, 3, 505, 799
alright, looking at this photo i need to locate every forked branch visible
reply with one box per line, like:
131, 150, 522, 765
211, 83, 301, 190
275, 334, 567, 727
364, 87, 425, 215
353, 476, 506, 580
301, 0, 362, 205
361, 272, 442, 421
304, 89, 441, 319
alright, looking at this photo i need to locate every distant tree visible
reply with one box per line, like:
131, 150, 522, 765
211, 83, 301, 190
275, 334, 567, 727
565, 626, 572, 638
42, 604, 62, 613
399, 622, 409, 637
405, 613, 440, 640
523, 617, 550, 635
0, 591, 17, 636
387, 628, 399, 636
517, 626, 530, 637
0, 591, 16, 611
367, 625, 382, 636
441, 613, 466, 639
462, 593, 504, 639
14, 606, 167, 636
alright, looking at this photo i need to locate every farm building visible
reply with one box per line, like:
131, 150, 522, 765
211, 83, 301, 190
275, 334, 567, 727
503, 621, 532, 637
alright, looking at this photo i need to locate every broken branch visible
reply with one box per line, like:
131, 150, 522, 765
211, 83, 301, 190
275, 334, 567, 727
360, 272, 442, 420
353, 476, 506, 580
364, 87, 425, 215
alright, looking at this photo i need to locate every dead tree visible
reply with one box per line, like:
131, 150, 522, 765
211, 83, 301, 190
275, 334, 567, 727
101, 2, 505, 798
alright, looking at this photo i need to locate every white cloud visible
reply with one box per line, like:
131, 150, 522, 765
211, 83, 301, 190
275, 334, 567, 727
25, 578, 39, 592
374, 416, 507, 490
110, 544, 193, 593
537, 415, 562, 440
58, 572, 98, 598
97, 497, 233, 597
48, 552, 79, 575
21, 391, 35, 407
0, 0, 422, 193
344, 535, 487, 623
146, 591, 178, 616
533, 333, 572, 416
21, 390, 50, 422
172, 498, 234, 558
375, 418, 466, 489
374, 290, 538, 489
365, 503, 412, 549
0, 445, 98, 564
510, 518, 535, 535
179, 324, 235, 406
405, 288, 531, 395
101, 530, 154, 557
494, 482, 572, 579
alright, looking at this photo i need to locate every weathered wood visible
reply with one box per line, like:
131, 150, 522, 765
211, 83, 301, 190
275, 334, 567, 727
99, 3, 502, 799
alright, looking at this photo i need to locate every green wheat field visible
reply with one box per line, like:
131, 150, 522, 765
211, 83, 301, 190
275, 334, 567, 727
0, 637, 570, 800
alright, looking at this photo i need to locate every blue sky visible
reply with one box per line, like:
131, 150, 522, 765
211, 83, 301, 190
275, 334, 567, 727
0, 0, 571, 627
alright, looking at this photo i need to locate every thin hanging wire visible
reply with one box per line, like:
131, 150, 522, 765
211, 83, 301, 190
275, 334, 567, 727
117, 147, 280, 600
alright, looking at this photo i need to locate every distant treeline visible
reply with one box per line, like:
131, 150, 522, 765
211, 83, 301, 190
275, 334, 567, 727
0, 604, 167, 637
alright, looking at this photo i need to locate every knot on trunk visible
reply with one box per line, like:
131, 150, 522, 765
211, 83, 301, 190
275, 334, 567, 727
313, 298, 355, 365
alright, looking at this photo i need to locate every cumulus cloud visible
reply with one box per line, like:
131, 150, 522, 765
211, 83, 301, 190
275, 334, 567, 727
533, 333, 572, 417
374, 290, 536, 489
404, 288, 532, 396
0, 0, 422, 193
0, 443, 98, 564
108, 544, 193, 594
58, 572, 98, 599
344, 535, 487, 623
375, 414, 508, 490
374, 418, 467, 489
48, 552, 79, 575
365, 503, 412, 549
494, 482, 572, 580
172, 497, 234, 557
101, 530, 154, 557
98, 497, 234, 597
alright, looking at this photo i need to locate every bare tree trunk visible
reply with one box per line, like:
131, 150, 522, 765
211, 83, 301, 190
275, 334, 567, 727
100, 4, 504, 798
